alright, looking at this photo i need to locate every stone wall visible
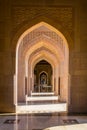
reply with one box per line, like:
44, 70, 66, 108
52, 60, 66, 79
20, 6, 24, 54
0, 0, 87, 113
69, 1, 87, 113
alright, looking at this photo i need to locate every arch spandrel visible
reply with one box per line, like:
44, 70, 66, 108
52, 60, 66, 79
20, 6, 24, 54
12, 19, 73, 51
27, 51, 57, 77
25, 41, 64, 64
28, 50, 59, 70
16, 22, 69, 55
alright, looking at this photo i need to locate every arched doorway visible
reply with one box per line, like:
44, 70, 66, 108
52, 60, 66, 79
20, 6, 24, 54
14, 22, 69, 112
34, 60, 52, 93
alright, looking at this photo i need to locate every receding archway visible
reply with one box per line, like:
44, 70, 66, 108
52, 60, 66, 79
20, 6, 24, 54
14, 22, 69, 113
34, 60, 52, 93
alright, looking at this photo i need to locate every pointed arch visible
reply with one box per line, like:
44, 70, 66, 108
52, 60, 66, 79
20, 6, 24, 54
14, 21, 69, 112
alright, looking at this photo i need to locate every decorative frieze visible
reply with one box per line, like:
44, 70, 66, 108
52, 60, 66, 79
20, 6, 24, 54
12, 6, 73, 35
22, 29, 64, 52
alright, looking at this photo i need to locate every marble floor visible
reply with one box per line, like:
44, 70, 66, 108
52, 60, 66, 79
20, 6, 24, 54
0, 113, 87, 130
16, 95, 67, 113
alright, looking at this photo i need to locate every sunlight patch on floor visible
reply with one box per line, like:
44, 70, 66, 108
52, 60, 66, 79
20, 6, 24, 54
44, 123, 87, 130
26, 95, 58, 101
16, 103, 67, 113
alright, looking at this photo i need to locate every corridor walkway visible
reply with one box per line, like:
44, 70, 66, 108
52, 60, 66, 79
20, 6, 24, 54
16, 94, 67, 113
0, 113, 87, 130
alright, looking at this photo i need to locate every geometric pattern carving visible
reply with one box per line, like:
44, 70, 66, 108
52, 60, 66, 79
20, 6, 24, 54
12, 7, 73, 35
63, 119, 79, 124
4, 119, 20, 124
22, 29, 65, 52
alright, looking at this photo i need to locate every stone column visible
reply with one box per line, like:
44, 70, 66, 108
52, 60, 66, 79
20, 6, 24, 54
25, 77, 27, 95
30, 77, 32, 94
60, 75, 68, 102
27, 76, 31, 96
68, 74, 71, 105
14, 74, 17, 105
58, 77, 60, 95
52, 74, 54, 92
55, 66, 59, 95
54, 77, 56, 93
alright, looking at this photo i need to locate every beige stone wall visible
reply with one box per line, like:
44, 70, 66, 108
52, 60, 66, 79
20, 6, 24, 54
69, 1, 87, 113
0, 0, 87, 113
